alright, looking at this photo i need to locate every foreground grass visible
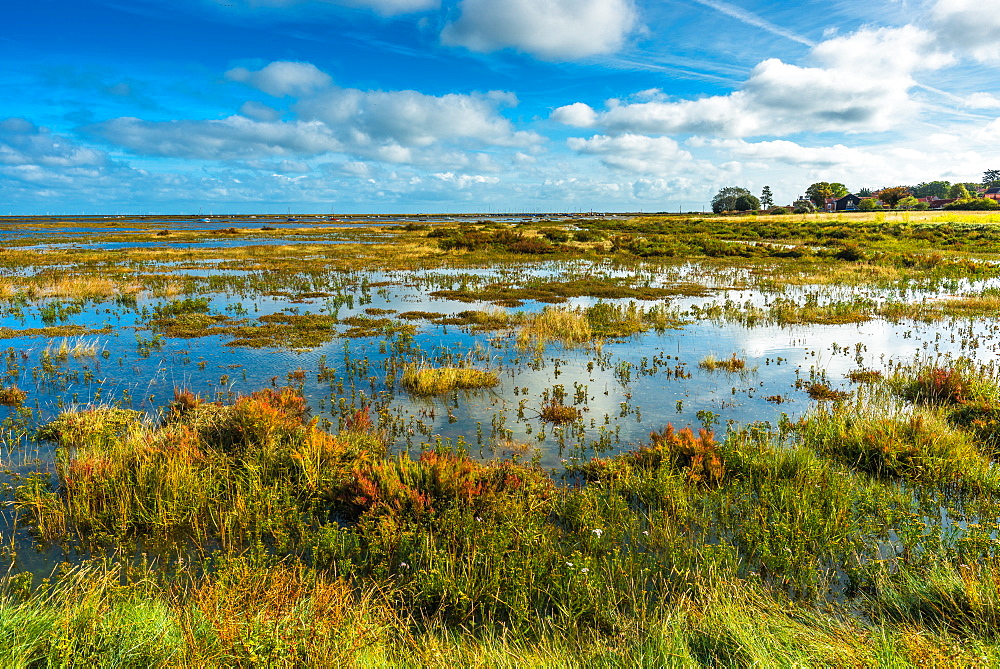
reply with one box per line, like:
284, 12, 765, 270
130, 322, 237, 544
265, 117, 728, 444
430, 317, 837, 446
6, 366, 1000, 665
6, 559, 996, 667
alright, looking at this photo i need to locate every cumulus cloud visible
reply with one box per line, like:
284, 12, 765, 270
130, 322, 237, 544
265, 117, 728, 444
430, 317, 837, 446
931, 0, 1000, 62
88, 117, 341, 160
0, 118, 108, 168
567, 134, 694, 173
552, 26, 950, 139
226, 61, 332, 98
93, 61, 540, 166
0, 117, 157, 208
239, 101, 283, 122
296, 87, 539, 151
441, 0, 637, 60
973, 118, 1000, 144
432, 171, 501, 188
810, 24, 952, 74
551, 102, 598, 128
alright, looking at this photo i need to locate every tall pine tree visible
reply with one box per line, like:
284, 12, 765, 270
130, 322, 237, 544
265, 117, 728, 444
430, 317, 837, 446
760, 186, 773, 209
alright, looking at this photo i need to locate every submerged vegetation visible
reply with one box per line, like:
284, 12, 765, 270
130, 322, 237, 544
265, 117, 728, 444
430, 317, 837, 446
4, 211, 1000, 663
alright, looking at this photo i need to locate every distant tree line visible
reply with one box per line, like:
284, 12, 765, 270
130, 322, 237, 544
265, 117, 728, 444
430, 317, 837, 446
709, 170, 1000, 214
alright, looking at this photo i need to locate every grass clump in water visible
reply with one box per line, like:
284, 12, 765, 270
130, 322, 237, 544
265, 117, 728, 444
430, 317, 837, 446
806, 382, 851, 401
517, 307, 591, 349
401, 364, 499, 396
848, 369, 884, 384
581, 423, 724, 486
538, 399, 579, 424
699, 353, 746, 373
0, 385, 26, 407
518, 302, 683, 349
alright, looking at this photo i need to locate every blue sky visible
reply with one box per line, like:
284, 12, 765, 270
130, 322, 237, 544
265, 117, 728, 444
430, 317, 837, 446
2, 0, 999, 214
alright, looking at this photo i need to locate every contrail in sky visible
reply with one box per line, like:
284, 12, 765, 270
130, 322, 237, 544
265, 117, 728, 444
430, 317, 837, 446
689, 0, 816, 48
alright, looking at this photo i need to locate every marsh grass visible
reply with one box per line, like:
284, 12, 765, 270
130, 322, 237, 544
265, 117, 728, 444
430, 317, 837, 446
10, 212, 1000, 663
22, 388, 384, 545
432, 277, 706, 305
401, 364, 499, 396
538, 399, 579, 423
699, 353, 746, 373
6, 558, 988, 667
801, 391, 999, 492
34, 276, 139, 301
517, 306, 592, 349
890, 358, 1000, 450
518, 302, 683, 349
0, 385, 27, 407
848, 369, 884, 383
0, 559, 398, 667
806, 382, 851, 401
45, 337, 103, 359
9, 382, 1000, 664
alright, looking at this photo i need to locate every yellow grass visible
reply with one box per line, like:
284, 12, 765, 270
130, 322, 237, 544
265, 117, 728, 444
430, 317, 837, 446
517, 307, 593, 349
32, 276, 140, 300
699, 354, 747, 372
400, 364, 500, 395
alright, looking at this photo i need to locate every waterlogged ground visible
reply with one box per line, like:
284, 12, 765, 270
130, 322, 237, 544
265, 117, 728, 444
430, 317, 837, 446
1, 231, 998, 473
5, 211, 1000, 664
0, 214, 995, 468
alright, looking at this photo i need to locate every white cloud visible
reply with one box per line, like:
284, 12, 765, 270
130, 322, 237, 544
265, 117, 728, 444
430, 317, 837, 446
336, 161, 373, 177
810, 24, 952, 75
631, 177, 701, 201
931, 0, 1000, 62
962, 93, 1000, 109
94, 61, 540, 166
696, 138, 878, 170
0, 118, 157, 207
239, 100, 283, 122
567, 133, 694, 173
552, 26, 950, 139
441, 0, 637, 60
550, 102, 598, 128
296, 87, 540, 150
226, 61, 332, 97
973, 119, 1000, 144
89, 116, 341, 160
0, 118, 108, 168
432, 172, 501, 188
